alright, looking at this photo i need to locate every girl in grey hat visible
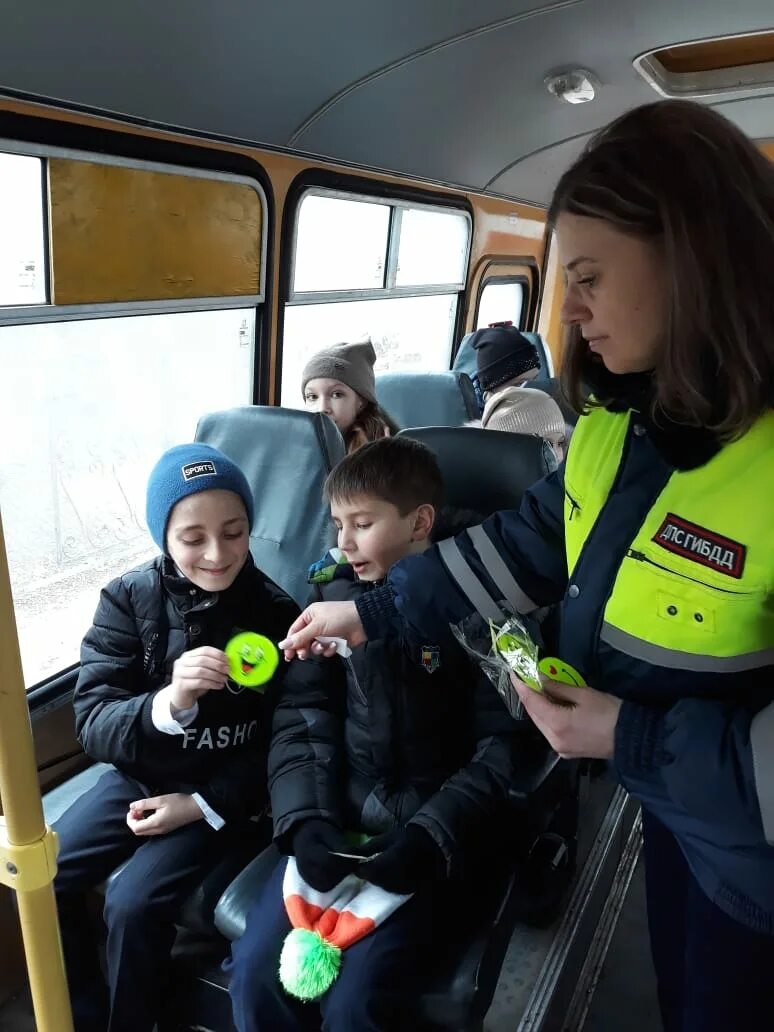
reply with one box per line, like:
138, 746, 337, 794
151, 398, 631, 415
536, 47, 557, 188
302, 340, 399, 453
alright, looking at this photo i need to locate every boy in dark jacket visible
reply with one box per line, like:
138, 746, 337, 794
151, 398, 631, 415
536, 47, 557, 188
53, 443, 299, 1032
228, 437, 528, 1032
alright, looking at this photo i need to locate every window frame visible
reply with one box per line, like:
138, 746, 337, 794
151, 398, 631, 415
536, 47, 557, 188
287, 186, 472, 305
474, 273, 530, 331
0, 138, 269, 327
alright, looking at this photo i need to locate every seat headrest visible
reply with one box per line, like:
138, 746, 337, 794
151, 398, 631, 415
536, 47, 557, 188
195, 406, 344, 605
397, 426, 553, 518
376, 371, 479, 430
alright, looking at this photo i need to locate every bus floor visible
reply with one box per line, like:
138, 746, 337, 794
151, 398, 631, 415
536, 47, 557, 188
580, 855, 660, 1031
482, 787, 660, 1031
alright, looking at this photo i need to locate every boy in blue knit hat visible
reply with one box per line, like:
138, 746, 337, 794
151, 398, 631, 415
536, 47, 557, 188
52, 443, 299, 1032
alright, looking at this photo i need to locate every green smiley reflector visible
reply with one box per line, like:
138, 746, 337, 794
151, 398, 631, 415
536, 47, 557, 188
225, 632, 279, 690
537, 657, 587, 688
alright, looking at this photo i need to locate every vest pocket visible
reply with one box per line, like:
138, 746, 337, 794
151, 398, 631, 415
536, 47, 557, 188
625, 548, 763, 599
565, 489, 581, 521
563, 476, 584, 522
607, 547, 770, 667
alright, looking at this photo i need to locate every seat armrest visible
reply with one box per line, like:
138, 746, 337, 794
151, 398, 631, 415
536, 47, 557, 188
214, 843, 281, 942
509, 749, 574, 818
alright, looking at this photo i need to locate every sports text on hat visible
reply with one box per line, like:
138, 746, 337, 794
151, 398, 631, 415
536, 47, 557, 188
182, 460, 217, 481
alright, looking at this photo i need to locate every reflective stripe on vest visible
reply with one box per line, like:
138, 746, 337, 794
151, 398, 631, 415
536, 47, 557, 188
438, 527, 539, 623
564, 407, 774, 670
751, 703, 774, 845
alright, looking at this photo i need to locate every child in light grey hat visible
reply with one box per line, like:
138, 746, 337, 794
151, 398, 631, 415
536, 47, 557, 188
302, 340, 399, 453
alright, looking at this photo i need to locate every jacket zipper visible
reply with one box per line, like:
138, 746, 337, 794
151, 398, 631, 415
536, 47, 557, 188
565, 489, 581, 521
626, 549, 752, 596
142, 632, 160, 673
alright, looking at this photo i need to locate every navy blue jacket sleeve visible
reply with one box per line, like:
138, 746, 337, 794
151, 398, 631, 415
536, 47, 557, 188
356, 467, 567, 645
615, 694, 774, 846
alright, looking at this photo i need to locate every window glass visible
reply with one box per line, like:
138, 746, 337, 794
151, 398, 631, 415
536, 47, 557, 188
281, 294, 458, 407
293, 195, 390, 293
0, 308, 255, 687
395, 208, 469, 287
476, 280, 525, 329
0, 153, 47, 306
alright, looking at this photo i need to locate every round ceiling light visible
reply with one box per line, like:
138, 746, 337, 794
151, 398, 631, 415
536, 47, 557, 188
545, 69, 598, 104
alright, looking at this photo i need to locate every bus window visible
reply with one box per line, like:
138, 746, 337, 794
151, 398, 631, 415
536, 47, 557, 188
281, 188, 470, 406
0, 146, 266, 688
476, 279, 525, 330
292, 194, 390, 292
0, 153, 47, 306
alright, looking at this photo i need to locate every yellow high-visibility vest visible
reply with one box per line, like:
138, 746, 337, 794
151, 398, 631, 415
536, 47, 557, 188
563, 406, 774, 672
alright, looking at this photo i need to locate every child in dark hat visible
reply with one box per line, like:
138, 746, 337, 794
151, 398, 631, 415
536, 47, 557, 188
470, 323, 542, 397
52, 443, 299, 1032
302, 340, 399, 453
469, 324, 566, 463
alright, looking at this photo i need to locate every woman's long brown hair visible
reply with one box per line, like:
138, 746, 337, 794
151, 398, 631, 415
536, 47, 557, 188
549, 100, 774, 439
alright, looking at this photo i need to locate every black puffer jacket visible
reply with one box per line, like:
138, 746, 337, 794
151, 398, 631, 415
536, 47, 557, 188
74, 554, 299, 822
269, 554, 535, 877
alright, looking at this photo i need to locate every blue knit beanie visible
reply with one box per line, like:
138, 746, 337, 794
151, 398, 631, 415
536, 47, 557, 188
145, 444, 254, 551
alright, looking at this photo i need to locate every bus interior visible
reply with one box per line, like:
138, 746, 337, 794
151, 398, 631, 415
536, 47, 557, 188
1, 2, 773, 1029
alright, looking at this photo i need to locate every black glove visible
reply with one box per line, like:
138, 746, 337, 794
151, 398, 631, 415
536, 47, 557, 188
291, 819, 356, 893
358, 825, 446, 895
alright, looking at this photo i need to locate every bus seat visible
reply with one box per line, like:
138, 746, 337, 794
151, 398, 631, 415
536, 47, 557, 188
43, 762, 112, 825
375, 370, 479, 429
42, 763, 271, 936
397, 425, 555, 515
397, 423, 573, 823
195, 406, 345, 607
454, 330, 554, 384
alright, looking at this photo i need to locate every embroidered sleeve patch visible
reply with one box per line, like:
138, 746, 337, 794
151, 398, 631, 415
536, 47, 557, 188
653, 513, 746, 579
420, 645, 441, 674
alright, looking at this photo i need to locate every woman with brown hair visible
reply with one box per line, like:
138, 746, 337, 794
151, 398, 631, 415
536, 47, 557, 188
301, 340, 400, 452
281, 99, 774, 1029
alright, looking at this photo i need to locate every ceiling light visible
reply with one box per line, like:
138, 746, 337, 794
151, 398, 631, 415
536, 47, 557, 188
545, 69, 598, 104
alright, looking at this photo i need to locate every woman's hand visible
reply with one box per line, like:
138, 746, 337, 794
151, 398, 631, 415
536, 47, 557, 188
169, 646, 229, 711
126, 793, 205, 836
511, 675, 622, 759
279, 602, 366, 660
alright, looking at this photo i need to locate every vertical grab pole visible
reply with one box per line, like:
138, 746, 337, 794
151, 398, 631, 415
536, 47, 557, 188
0, 509, 74, 1032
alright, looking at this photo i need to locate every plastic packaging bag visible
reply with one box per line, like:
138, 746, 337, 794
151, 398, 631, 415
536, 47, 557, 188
451, 610, 581, 716
451, 610, 539, 720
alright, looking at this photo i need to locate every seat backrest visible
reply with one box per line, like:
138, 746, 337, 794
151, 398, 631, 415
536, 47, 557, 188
397, 425, 553, 517
375, 370, 479, 430
453, 330, 554, 384
195, 406, 344, 606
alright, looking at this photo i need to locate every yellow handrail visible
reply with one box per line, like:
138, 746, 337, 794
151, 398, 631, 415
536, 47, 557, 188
0, 509, 74, 1031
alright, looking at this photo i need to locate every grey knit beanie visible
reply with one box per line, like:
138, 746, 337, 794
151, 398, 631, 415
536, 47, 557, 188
301, 341, 377, 405
482, 386, 565, 440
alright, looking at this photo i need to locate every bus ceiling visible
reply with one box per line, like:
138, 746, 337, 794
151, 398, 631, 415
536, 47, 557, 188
0, 3, 773, 206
